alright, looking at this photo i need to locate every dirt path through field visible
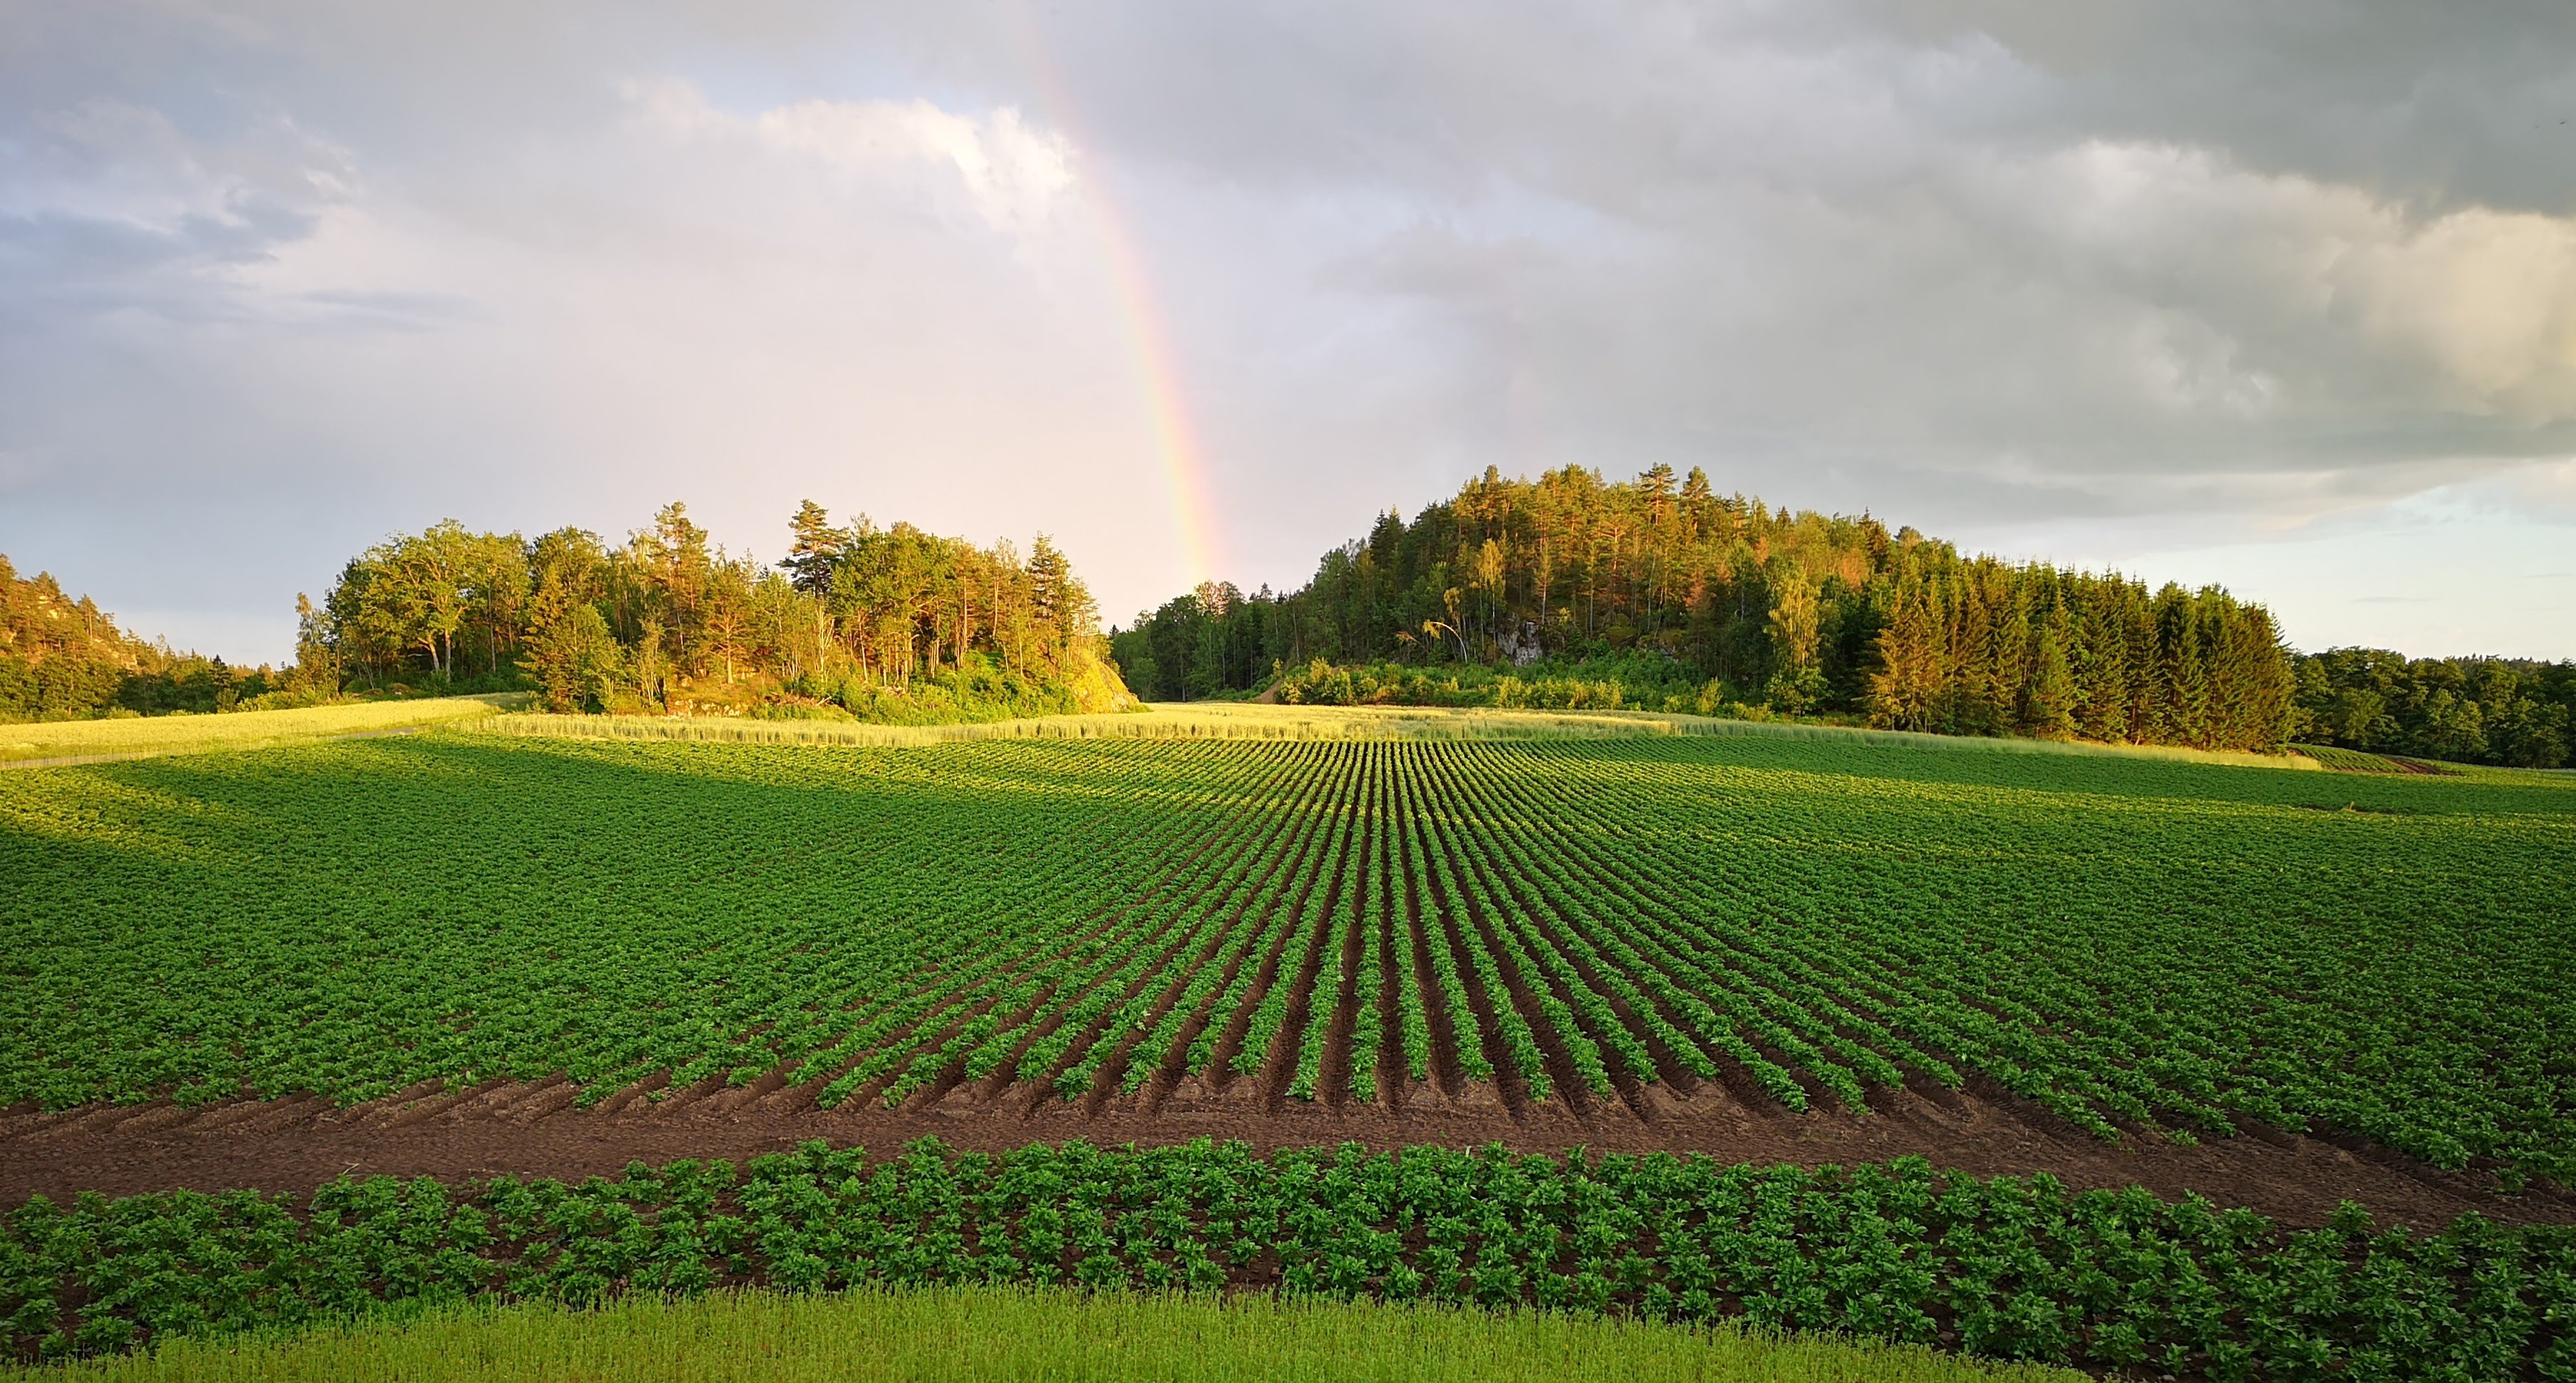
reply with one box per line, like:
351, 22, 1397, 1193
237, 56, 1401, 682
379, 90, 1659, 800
6, 1079, 2566, 1233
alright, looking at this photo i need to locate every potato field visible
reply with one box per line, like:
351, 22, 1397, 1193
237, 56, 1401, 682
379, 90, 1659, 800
6, 730, 2570, 1184
14, 1140, 2571, 1377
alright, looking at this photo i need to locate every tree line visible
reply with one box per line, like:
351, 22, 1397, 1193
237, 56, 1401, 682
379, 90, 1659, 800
319, 502, 1127, 718
1111, 465, 2304, 753
12, 476, 2569, 765
0, 554, 317, 721
2290, 648, 2572, 768
0, 502, 1129, 725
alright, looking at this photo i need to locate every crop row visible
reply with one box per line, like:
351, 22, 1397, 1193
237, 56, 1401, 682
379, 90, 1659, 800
4, 732, 2570, 1183
8, 1138, 2572, 1379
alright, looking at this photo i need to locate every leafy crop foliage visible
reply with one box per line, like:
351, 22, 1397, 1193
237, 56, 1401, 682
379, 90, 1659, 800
4, 732, 2571, 1183
2295, 742, 2457, 776
6, 1139, 2572, 1377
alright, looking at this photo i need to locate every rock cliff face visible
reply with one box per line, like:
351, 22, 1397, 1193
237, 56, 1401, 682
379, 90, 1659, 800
1064, 638, 1139, 714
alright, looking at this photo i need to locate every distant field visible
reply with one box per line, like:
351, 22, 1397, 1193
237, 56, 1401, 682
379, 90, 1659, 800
4, 712, 2567, 1186
2292, 742, 2466, 776
478, 701, 1728, 747
482, 699, 2324, 767
0, 695, 520, 765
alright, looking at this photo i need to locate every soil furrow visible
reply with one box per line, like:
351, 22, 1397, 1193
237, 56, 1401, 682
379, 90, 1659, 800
1406, 794, 1530, 1122
1087, 747, 1343, 1114
1393, 773, 1467, 1100
1204, 746, 1360, 1089
9, 1087, 2552, 1234
1372, 807, 1407, 1111
1313, 747, 1380, 1110
1411, 772, 1595, 1119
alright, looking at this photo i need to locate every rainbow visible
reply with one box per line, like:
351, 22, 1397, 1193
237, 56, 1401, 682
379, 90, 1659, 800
1080, 192, 1226, 588
1005, 11, 1225, 588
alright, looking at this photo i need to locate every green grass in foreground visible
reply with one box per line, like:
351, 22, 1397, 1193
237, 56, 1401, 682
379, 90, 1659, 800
0, 696, 520, 765
14, 1285, 2079, 1383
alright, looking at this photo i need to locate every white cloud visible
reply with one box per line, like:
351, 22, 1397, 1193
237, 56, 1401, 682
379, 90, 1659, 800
2495, 456, 2576, 518
626, 80, 1073, 234
2343, 209, 2576, 418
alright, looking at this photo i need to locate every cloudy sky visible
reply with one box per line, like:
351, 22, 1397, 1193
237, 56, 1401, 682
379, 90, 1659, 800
6, 1, 2574, 663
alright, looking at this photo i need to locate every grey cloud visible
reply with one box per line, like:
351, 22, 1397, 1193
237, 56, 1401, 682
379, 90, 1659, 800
941, 4, 2576, 518
1, 204, 317, 310
2, 0, 2573, 662
986, 2, 2576, 214
1875, 1, 2576, 212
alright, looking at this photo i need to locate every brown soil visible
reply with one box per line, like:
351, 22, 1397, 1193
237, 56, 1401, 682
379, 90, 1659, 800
6, 1075, 2567, 1233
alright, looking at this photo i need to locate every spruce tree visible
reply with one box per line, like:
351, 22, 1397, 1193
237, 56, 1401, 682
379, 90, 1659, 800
2021, 608, 2078, 739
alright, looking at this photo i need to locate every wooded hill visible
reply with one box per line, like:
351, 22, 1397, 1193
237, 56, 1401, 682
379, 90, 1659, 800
0, 554, 311, 721
1112, 465, 2570, 762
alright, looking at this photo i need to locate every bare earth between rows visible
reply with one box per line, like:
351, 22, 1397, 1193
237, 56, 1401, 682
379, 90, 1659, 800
7, 1071, 2567, 1233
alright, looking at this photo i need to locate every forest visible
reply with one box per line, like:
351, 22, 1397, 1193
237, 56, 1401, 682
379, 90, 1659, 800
1109, 465, 2572, 762
0, 502, 1129, 725
2289, 647, 2572, 769
8, 474, 2572, 764
315, 502, 1127, 720
0, 554, 311, 721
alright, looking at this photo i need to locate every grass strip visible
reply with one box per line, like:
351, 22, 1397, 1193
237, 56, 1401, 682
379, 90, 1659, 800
6, 1284, 2076, 1382
1, 697, 522, 765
